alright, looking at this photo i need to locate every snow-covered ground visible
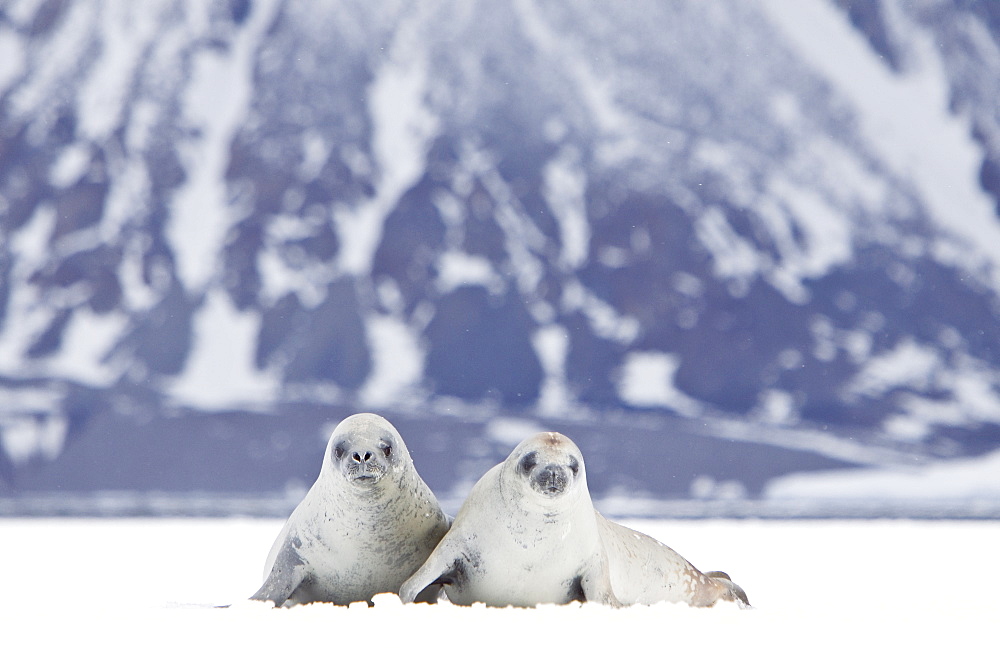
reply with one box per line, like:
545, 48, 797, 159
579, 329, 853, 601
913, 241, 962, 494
2, 518, 996, 665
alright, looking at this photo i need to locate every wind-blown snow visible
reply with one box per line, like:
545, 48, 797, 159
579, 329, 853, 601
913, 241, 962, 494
1, 518, 994, 665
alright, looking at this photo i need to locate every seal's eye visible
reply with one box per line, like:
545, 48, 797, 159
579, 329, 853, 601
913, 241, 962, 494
333, 445, 345, 459
568, 456, 580, 476
381, 443, 392, 458
518, 452, 537, 476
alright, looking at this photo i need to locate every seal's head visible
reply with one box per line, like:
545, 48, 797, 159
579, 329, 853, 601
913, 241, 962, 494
506, 432, 586, 502
323, 413, 410, 488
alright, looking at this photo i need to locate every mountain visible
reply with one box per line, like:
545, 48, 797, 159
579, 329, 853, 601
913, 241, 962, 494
1, 0, 999, 516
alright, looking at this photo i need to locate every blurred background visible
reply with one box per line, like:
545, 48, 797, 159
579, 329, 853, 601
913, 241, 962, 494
1, 0, 999, 518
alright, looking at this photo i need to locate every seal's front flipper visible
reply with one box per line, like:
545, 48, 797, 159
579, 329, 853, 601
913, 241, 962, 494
580, 560, 623, 608
251, 543, 307, 607
399, 548, 463, 604
705, 570, 750, 607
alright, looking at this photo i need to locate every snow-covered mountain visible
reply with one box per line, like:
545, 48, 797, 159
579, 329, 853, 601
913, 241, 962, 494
2, 0, 999, 515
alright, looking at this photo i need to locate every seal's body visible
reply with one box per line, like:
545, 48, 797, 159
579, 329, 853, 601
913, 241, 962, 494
597, 515, 748, 606
252, 413, 450, 606
400, 431, 748, 608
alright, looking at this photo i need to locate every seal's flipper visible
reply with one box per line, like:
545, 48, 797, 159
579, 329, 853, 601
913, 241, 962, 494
251, 542, 307, 606
705, 571, 750, 607
399, 549, 463, 603
580, 559, 623, 608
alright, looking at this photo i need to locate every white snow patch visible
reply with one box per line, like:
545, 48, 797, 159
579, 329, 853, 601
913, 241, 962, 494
543, 146, 590, 270
701, 417, 916, 467
846, 338, 940, 397
562, 281, 640, 345
845, 340, 1000, 440
358, 314, 425, 408
694, 207, 761, 285
766, 448, 1000, 502
40, 307, 128, 386
435, 251, 502, 294
0, 25, 25, 96
617, 351, 702, 417
49, 143, 93, 189
473, 157, 549, 297
99, 159, 152, 244
0, 413, 67, 465
298, 129, 331, 181
0, 385, 67, 463
766, 177, 854, 297
764, 0, 1000, 286
333, 21, 439, 276
166, 0, 279, 293
754, 389, 798, 426
514, 0, 642, 166
118, 234, 168, 312
76, 1, 168, 142
256, 215, 335, 309
0, 206, 58, 375
8, 2, 95, 123
167, 289, 278, 410
532, 324, 576, 417
124, 98, 160, 154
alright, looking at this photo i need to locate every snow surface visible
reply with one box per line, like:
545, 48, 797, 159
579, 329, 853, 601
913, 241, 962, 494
1, 518, 995, 665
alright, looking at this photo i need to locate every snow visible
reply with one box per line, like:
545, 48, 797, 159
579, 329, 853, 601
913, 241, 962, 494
845, 339, 1000, 441
333, 15, 439, 277
617, 351, 703, 417
434, 250, 503, 294
561, 280, 640, 344
41, 306, 128, 386
0, 206, 58, 376
167, 0, 279, 293
694, 206, 760, 289
543, 146, 591, 270
358, 314, 425, 408
763, 0, 1000, 288
1, 517, 995, 665
767, 446, 1000, 503
533, 324, 576, 417
167, 289, 278, 410
514, 0, 642, 166
76, 1, 167, 142
0, 412, 66, 465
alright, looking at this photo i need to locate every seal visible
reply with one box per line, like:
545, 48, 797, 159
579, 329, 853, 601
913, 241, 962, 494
399, 431, 620, 607
399, 431, 748, 608
251, 413, 450, 606
597, 513, 749, 607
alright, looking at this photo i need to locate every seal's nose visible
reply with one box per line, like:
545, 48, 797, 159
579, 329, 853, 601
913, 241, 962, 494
536, 464, 569, 494
351, 450, 373, 463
